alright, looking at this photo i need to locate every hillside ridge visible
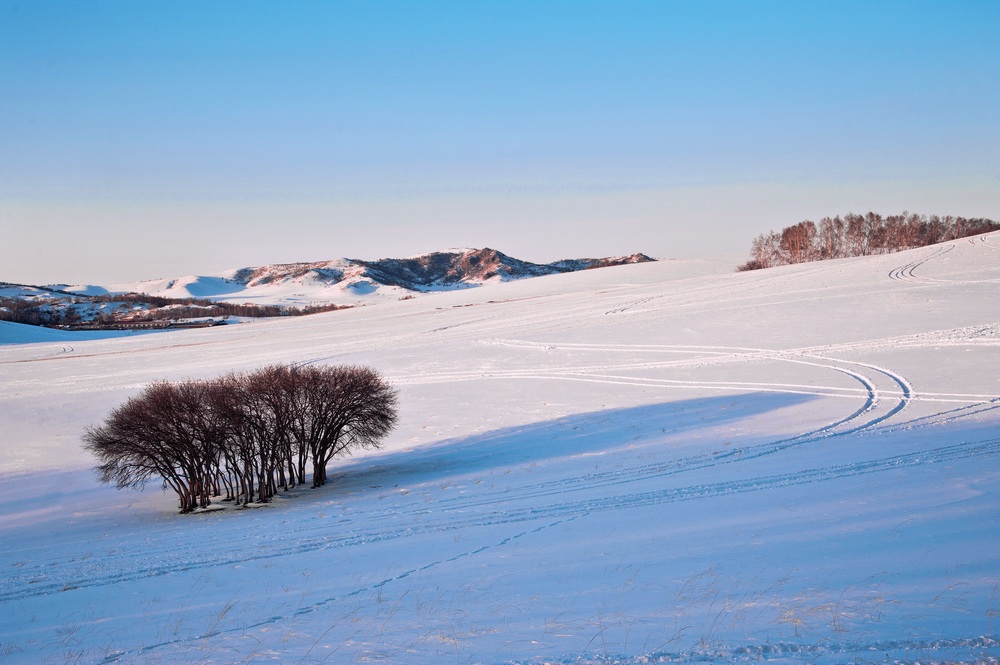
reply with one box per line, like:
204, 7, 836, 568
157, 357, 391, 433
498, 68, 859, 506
1, 248, 655, 328
223, 247, 654, 291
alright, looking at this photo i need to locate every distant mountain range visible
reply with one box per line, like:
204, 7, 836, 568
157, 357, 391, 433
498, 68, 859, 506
1, 248, 655, 328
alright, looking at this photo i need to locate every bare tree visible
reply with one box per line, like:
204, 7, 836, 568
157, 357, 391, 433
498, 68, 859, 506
83, 365, 399, 513
83, 381, 223, 513
779, 220, 817, 264
220, 367, 298, 504
817, 216, 845, 259
298, 366, 398, 488
737, 231, 782, 271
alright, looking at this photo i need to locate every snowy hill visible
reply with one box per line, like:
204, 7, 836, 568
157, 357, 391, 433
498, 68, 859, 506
107, 247, 656, 306
1, 234, 999, 664
4, 248, 654, 328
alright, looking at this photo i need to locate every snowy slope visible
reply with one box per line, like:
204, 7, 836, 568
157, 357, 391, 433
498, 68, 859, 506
101, 248, 658, 307
0, 235, 999, 664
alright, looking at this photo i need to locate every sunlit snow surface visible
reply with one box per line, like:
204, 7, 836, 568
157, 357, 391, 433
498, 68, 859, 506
1, 237, 999, 664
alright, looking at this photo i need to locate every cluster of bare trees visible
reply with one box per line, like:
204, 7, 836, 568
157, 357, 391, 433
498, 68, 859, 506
738, 212, 1000, 271
83, 365, 398, 513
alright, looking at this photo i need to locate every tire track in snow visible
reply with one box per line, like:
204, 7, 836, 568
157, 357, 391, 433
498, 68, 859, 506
377, 341, 918, 516
490, 338, 959, 415
385, 341, 916, 512
511, 436, 1000, 521
5, 435, 995, 607
399, 341, 910, 440
397, 356, 908, 517
870, 397, 1000, 434
399, 342, 870, 396
888, 241, 1000, 284
887, 244, 953, 281
93, 515, 580, 665
605, 295, 660, 315
971, 232, 1000, 250
796, 354, 912, 434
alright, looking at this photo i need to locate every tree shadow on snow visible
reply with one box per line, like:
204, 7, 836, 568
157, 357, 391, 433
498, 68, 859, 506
328, 392, 816, 491
0, 393, 812, 526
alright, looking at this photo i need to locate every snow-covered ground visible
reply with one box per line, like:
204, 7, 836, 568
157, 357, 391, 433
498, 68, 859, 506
1, 236, 998, 664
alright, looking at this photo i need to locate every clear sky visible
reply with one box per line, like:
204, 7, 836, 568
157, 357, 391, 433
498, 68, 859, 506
1, 0, 997, 284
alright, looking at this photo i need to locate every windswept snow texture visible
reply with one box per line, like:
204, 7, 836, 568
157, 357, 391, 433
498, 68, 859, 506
1, 235, 1000, 664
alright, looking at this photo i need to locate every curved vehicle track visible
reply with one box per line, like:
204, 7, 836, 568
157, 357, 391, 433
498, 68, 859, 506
888, 239, 1000, 284
887, 244, 953, 281
0, 340, 918, 608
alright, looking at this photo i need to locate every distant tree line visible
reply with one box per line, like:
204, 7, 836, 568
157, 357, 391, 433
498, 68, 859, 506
118, 297, 349, 322
0, 291, 349, 328
83, 365, 398, 514
737, 212, 1000, 271
0, 297, 70, 327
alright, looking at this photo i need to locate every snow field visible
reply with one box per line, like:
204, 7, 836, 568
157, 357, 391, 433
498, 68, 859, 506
1, 235, 999, 663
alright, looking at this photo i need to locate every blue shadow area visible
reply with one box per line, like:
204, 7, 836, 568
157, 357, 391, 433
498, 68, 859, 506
0, 320, 164, 345
330, 391, 816, 488
0, 392, 813, 529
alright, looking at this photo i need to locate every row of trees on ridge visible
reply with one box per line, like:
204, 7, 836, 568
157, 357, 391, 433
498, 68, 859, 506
738, 212, 999, 271
84, 365, 398, 513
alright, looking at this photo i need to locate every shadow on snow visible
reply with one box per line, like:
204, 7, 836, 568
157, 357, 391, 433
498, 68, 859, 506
327, 391, 814, 493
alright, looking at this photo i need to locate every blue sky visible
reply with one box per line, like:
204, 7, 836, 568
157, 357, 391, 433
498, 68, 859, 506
1, 0, 997, 284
